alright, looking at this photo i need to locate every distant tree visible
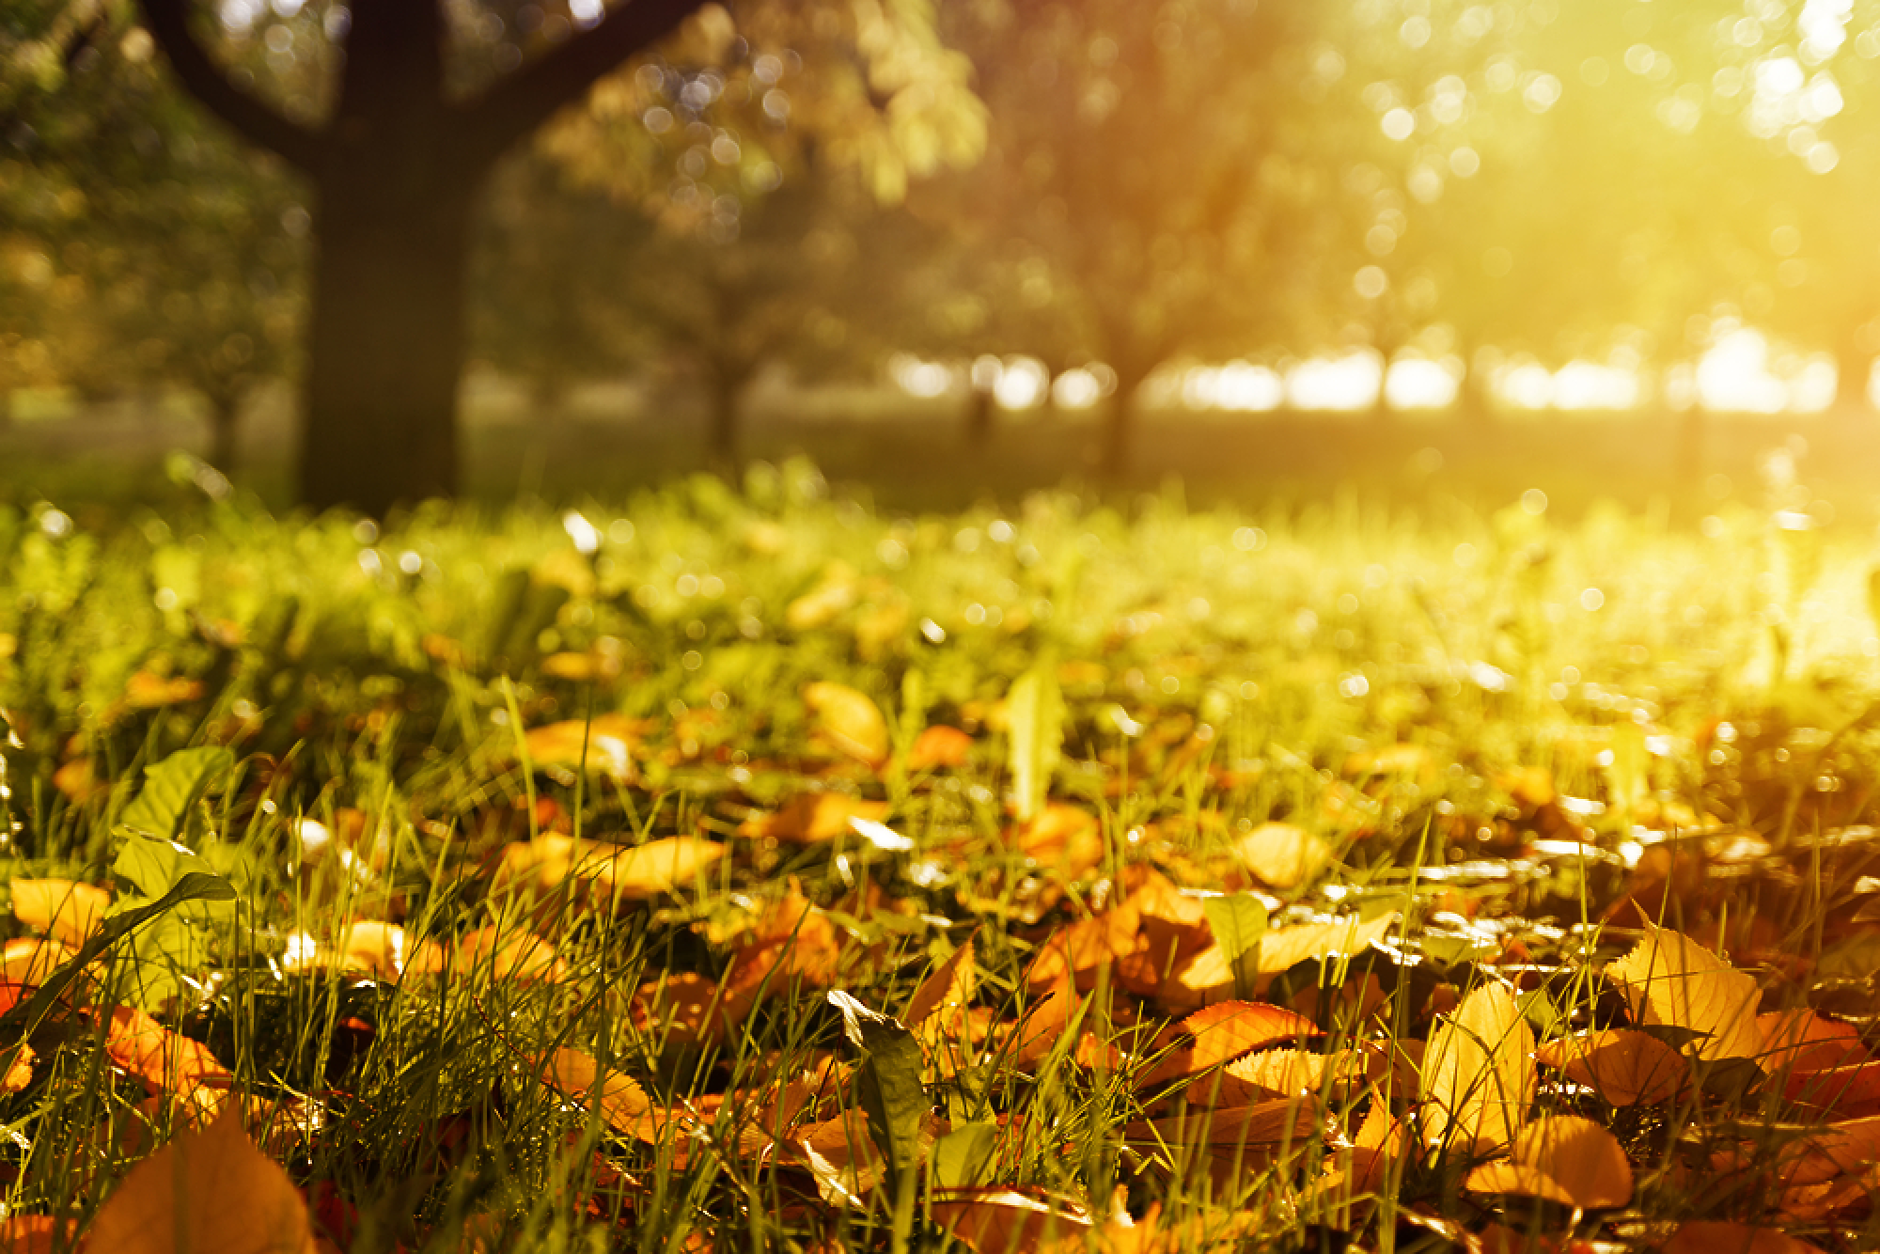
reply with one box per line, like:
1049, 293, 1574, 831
127, 0, 981, 514
924, 0, 1328, 477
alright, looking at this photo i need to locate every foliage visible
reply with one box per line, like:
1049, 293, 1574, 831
0, 468, 1878, 1248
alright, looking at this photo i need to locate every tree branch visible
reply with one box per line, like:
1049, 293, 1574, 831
455, 0, 709, 175
135, 0, 325, 172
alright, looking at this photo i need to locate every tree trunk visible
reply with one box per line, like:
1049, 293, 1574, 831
1098, 370, 1143, 481
706, 368, 749, 477
207, 389, 241, 471
299, 176, 474, 515
963, 385, 995, 448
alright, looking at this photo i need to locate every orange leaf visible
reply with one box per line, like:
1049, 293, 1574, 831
1660, 1221, 1829, 1254
1605, 924, 1763, 1062
1421, 983, 1535, 1156
907, 725, 974, 772
10, 879, 108, 948
1463, 1162, 1577, 1206
930, 1188, 1093, 1254
541, 1048, 656, 1136
0, 1217, 71, 1253
86, 1109, 318, 1253
906, 936, 976, 1030
107, 1006, 231, 1111
629, 971, 747, 1046
1783, 1060, 1880, 1113
1534, 1029, 1689, 1106
1233, 822, 1334, 890
1222, 1047, 1379, 1101
1759, 1009, 1868, 1074
739, 793, 889, 843
1135, 1001, 1319, 1089
1122, 1095, 1323, 1149
520, 714, 645, 780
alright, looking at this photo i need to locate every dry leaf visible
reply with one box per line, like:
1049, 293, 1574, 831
1421, 983, 1535, 1156
10, 879, 108, 948
107, 1006, 231, 1111
1465, 1115, 1632, 1209
407, 926, 563, 982
1012, 805, 1104, 880
1135, 1001, 1319, 1089
629, 971, 746, 1047
1534, 1028, 1687, 1106
1233, 822, 1334, 890
1660, 1221, 1830, 1254
520, 714, 644, 780
907, 937, 976, 1032
804, 682, 889, 766
1758, 1010, 1867, 1074
930, 1189, 1093, 1254
1165, 913, 1398, 1009
0, 938, 72, 989
86, 1109, 318, 1253
739, 793, 889, 843
541, 1048, 654, 1135
1122, 1095, 1323, 1150
907, 725, 974, 772
1605, 924, 1763, 1062
0, 1217, 70, 1253
723, 881, 843, 999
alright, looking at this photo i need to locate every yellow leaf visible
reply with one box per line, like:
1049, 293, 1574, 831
520, 714, 644, 780
10, 878, 108, 948
1233, 822, 1334, 890
739, 793, 888, 843
906, 936, 976, 1030
1465, 1115, 1632, 1208
86, 1109, 318, 1253
1605, 924, 1763, 1062
1136, 1001, 1319, 1089
804, 681, 890, 766
930, 1189, 1092, 1254
1122, 1095, 1323, 1149
1421, 983, 1535, 1156
1534, 1029, 1688, 1106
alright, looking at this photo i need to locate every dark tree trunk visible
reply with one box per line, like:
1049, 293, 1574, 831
138, 0, 709, 513
963, 385, 995, 448
300, 177, 474, 513
1098, 372, 1142, 481
207, 389, 241, 470
706, 368, 749, 476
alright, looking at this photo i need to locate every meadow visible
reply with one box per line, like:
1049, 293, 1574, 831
1, 455, 1878, 1252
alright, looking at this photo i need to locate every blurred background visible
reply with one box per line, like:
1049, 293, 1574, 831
4, 0, 1879, 514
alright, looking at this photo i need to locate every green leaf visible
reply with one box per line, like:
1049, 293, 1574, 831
1201, 892, 1268, 964
1005, 656, 1063, 823
113, 832, 233, 919
931, 1121, 999, 1189
827, 989, 927, 1239
0, 872, 235, 1072
119, 746, 235, 843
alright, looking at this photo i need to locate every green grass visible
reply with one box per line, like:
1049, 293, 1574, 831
2, 457, 1879, 1251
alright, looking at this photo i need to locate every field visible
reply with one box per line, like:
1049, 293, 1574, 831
3, 458, 1880, 1252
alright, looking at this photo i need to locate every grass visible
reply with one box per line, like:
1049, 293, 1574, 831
2, 454, 1880, 1251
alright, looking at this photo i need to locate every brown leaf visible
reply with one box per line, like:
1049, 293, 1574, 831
723, 881, 843, 999
10, 879, 108, 948
1122, 1095, 1324, 1149
1660, 1222, 1829, 1254
1421, 983, 1535, 1156
1465, 1115, 1632, 1209
1135, 1001, 1319, 1089
1233, 822, 1334, 890
1534, 1029, 1688, 1106
1605, 924, 1763, 1062
0, 1217, 71, 1253
804, 681, 889, 766
629, 971, 747, 1047
86, 1109, 318, 1253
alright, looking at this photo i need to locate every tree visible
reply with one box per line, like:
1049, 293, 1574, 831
133, 0, 980, 514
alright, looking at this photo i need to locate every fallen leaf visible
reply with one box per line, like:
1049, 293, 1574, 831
1135, 1001, 1319, 1089
906, 936, 976, 1048
0, 1217, 71, 1253
124, 671, 206, 709
930, 1189, 1093, 1254
1233, 822, 1334, 890
0, 937, 71, 990
541, 1048, 654, 1134
86, 1109, 318, 1253
1660, 1221, 1830, 1254
10, 879, 108, 948
1221, 1047, 1380, 1101
629, 971, 745, 1046
1421, 983, 1535, 1156
1465, 1115, 1632, 1208
107, 1006, 231, 1112
1122, 1095, 1323, 1150
1256, 913, 1399, 976
520, 714, 645, 780
406, 926, 564, 982
1534, 1029, 1688, 1106
1758, 1009, 1867, 1074
723, 881, 843, 999
1605, 924, 1763, 1062
804, 682, 889, 766
739, 793, 889, 843
907, 725, 974, 772
1011, 804, 1104, 880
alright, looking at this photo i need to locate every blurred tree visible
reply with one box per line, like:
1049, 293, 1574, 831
923, 0, 1324, 477
130, 0, 981, 514
1, 2, 303, 467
